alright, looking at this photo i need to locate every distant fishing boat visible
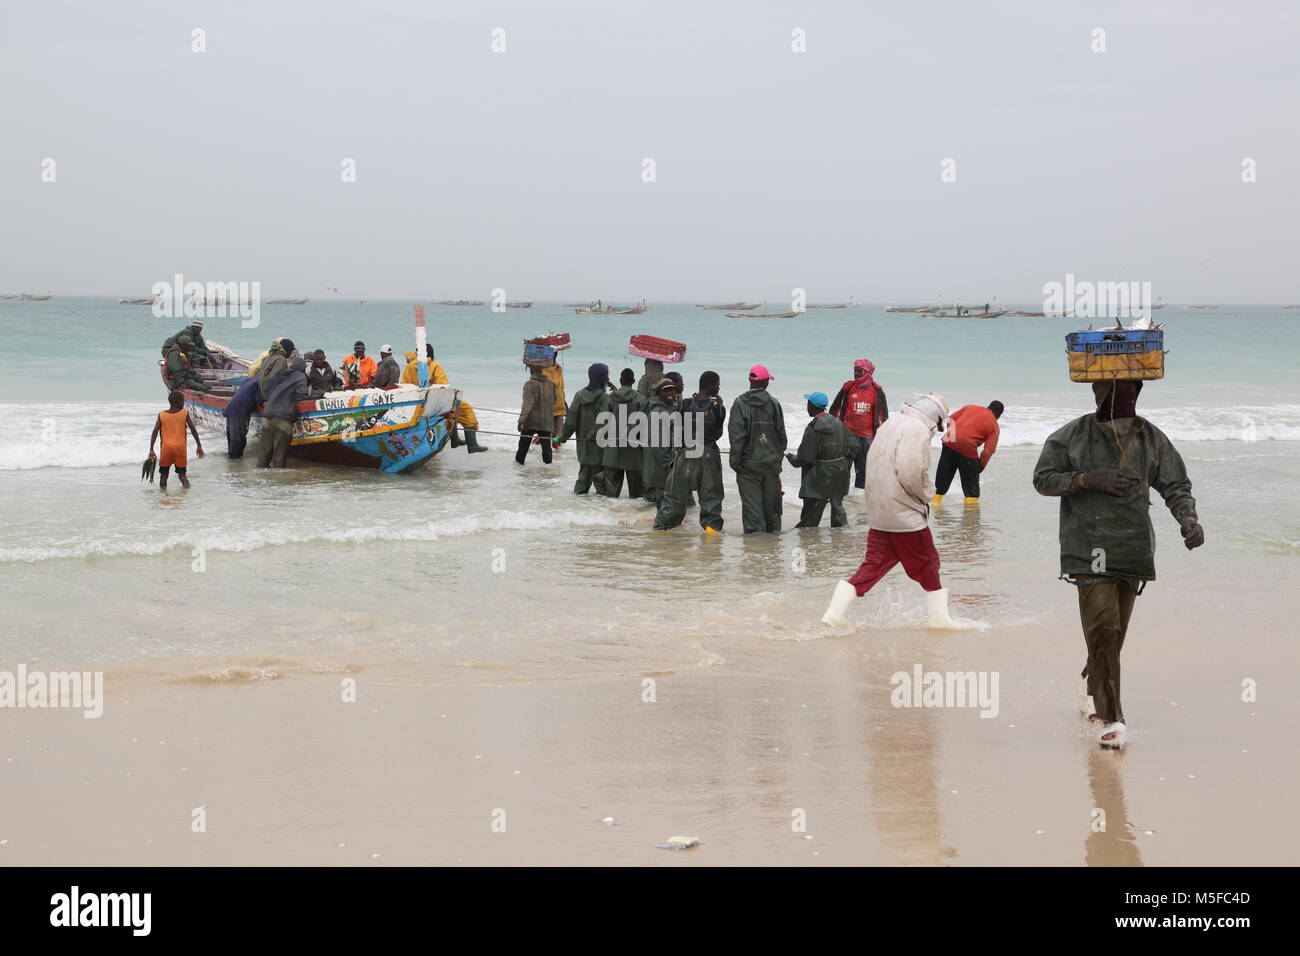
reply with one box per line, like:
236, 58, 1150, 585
575, 300, 648, 315
1186, 304, 1218, 310
884, 305, 936, 313
726, 310, 798, 318
162, 328, 460, 475
265, 297, 308, 305
0, 293, 18, 300
805, 303, 850, 309
433, 299, 485, 306
503, 301, 533, 309
18, 292, 52, 301
697, 301, 761, 311
921, 308, 1010, 318
119, 297, 156, 305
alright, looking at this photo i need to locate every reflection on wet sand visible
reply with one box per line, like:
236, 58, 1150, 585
861, 662, 957, 865
1084, 748, 1143, 867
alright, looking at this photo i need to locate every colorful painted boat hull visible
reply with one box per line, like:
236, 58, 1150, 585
182, 384, 461, 474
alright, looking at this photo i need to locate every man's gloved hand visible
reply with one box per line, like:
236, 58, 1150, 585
1074, 469, 1132, 496
1181, 518, 1205, 550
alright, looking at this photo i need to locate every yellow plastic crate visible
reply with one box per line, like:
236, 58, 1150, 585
1067, 349, 1165, 382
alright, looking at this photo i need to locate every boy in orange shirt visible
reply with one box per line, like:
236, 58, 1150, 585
148, 390, 205, 489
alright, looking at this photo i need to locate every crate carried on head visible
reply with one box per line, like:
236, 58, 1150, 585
628, 334, 687, 364
523, 343, 558, 368
525, 332, 572, 351
1065, 328, 1165, 382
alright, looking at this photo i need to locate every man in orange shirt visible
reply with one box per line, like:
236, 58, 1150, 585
341, 341, 377, 388
933, 401, 1003, 504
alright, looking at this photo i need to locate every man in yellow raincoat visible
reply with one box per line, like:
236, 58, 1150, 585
402, 345, 485, 453
541, 356, 568, 449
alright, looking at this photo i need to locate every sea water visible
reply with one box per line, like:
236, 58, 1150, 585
0, 299, 1295, 681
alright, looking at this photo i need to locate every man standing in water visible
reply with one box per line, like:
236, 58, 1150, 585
558, 362, 609, 491
829, 358, 888, 491
601, 368, 646, 498
654, 370, 726, 533
821, 394, 969, 629
1033, 380, 1204, 749
516, 361, 556, 465
728, 365, 787, 534
787, 391, 857, 528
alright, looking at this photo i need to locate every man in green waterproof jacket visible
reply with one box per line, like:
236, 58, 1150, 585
654, 370, 727, 532
787, 391, 857, 528
162, 335, 210, 392
641, 378, 677, 504
601, 368, 647, 498
162, 320, 213, 364
559, 362, 611, 494
1033, 379, 1204, 749
728, 364, 787, 533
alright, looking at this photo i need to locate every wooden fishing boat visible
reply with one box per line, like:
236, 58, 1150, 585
266, 297, 308, 305
162, 336, 460, 474
433, 299, 485, 306
921, 309, 1010, 318
1186, 304, 1218, 310
806, 302, 853, 309
1007, 311, 1047, 317
503, 301, 533, 309
884, 305, 935, 313
19, 293, 51, 301
697, 301, 760, 310
574, 304, 648, 315
120, 297, 156, 305
726, 311, 798, 318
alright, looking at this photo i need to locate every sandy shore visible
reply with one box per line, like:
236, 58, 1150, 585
3, 587, 1295, 866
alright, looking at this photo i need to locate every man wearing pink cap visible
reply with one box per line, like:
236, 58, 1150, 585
727, 365, 787, 533
829, 358, 889, 491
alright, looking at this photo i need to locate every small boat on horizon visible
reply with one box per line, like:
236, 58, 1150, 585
503, 301, 533, 309
884, 305, 936, 313
921, 308, 1010, 318
18, 292, 52, 301
1186, 304, 1219, 309
697, 301, 761, 311
726, 310, 798, 318
266, 297, 309, 305
433, 299, 485, 307
120, 297, 156, 305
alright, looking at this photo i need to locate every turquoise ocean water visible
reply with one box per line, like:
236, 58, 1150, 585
0, 298, 1295, 680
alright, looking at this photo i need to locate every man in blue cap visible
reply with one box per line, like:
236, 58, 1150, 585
786, 391, 858, 528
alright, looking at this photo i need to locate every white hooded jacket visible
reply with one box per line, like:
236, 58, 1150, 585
864, 394, 949, 532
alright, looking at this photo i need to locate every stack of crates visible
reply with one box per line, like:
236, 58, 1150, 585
1065, 329, 1165, 382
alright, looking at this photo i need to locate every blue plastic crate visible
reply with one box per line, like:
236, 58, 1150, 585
1066, 329, 1163, 354
523, 343, 557, 366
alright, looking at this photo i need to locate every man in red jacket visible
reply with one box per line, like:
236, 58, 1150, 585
933, 401, 1003, 504
829, 358, 889, 490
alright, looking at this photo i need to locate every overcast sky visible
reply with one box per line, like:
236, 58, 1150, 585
2, 0, 1297, 301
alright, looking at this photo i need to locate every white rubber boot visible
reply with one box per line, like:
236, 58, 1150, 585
925, 588, 973, 629
1098, 721, 1126, 749
821, 580, 857, 627
1078, 678, 1096, 718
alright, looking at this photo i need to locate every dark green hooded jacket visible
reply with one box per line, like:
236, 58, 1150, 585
1033, 387, 1197, 581
789, 413, 857, 499
728, 388, 787, 474
602, 386, 645, 470
642, 394, 676, 486
561, 387, 610, 465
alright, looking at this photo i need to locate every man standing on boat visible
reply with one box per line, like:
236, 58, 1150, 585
933, 401, 1003, 505
829, 358, 889, 490
728, 365, 787, 534
371, 345, 401, 389
1032, 380, 1204, 749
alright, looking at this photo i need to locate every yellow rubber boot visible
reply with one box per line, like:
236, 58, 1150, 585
963, 497, 980, 505
931, 494, 943, 506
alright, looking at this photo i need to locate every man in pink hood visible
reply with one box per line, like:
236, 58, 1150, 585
829, 358, 889, 490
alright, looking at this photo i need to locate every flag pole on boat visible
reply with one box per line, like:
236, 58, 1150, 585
414, 304, 429, 387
